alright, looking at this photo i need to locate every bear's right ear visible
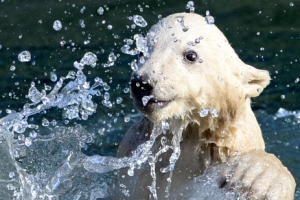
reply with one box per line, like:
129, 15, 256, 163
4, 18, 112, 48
243, 65, 271, 98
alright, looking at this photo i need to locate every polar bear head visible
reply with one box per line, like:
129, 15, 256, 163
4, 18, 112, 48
130, 13, 270, 135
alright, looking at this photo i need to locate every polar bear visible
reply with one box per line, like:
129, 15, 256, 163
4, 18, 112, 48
116, 13, 295, 199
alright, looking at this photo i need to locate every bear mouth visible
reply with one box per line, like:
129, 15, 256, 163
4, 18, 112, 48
134, 97, 172, 113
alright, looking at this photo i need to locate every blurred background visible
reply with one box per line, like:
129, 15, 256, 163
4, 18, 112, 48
0, 0, 299, 198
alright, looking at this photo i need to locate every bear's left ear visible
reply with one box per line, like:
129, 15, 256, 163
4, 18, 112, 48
243, 64, 271, 98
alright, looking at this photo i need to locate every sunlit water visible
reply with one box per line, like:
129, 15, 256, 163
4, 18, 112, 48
0, 0, 299, 199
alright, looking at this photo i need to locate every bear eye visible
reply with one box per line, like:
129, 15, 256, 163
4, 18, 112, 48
184, 50, 198, 63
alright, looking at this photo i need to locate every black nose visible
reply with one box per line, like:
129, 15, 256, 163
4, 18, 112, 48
130, 75, 153, 100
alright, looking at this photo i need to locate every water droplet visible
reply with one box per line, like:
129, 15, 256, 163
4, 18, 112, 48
104, 92, 110, 100
107, 25, 113, 30
18, 51, 31, 62
24, 137, 32, 147
186, 1, 195, 13
142, 95, 153, 106
133, 15, 147, 27
79, 19, 85, 28
195, 37, 201, 43
13, 120, 28, 133
10, 65, 16, 71
124, 87, 130, 93
60, 40, 66, 47
80, 52, 97, 67
161, 121, 169, 133
108, 52, 117, 62
124, 116, 130, 122
210, 108, 219, 118
116, 97, 123, 104
30, 131, 38, 138
131, 61, 138, 71
50, 72, 57, 82
97, 7, 104, 15
42, 118, 49, 126
205, 10, 215, 24
53, 20, 62, 31
103, 83, 110, 91
176, 16, 189, 32
199, 108, 209, 117
8, 172, 15, 179
28, 84, 43, 103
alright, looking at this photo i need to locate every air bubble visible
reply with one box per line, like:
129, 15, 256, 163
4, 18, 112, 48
290, 2, 294, 6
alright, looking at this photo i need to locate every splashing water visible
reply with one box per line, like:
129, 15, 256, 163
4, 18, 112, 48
0, 52, 113, 199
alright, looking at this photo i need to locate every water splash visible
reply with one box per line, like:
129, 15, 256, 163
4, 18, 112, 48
0, 51, 114, 199
275, 108, 300, 118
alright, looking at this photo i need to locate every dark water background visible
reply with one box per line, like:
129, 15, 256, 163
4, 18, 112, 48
0, 0, 299, 198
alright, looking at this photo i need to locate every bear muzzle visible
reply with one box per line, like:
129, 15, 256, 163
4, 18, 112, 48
130, 74, 172, 113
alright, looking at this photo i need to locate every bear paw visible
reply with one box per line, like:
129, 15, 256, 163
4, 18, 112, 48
219, 150, 295, 200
